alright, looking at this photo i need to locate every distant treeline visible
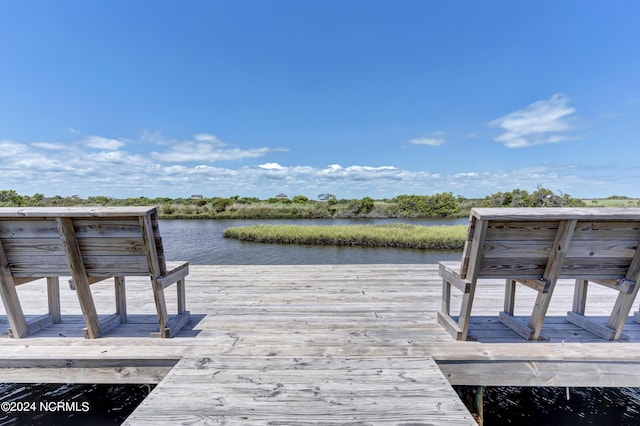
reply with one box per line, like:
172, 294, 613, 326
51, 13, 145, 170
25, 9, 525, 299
0, 188, 630, 220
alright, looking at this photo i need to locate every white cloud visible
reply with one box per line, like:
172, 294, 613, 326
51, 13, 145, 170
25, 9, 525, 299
193, 133, 225, 146
0, 131, 636, 199
31, 142, 70, 151
0, 141, 31, 158
84, 136, 126, 150
324, 164, 342, 173
259, 162, 286, 170
488, 93, 577, 148
409, 137, 445, 146
152, 134, 276, 163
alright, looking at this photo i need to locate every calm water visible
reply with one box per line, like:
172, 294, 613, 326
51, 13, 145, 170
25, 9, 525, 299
157, 217, 468, 265
2, 218, 639, 424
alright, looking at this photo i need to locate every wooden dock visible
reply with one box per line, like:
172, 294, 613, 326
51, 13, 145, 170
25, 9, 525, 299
2, 264, 640, 424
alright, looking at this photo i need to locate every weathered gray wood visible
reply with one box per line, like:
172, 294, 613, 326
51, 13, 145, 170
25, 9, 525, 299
140, 214, 169, 335
568, 229, 640, 340
47, 277, 61, 323
0, 207, 189, 338
457, 220, 487, 340
440, 208, 640, 341
115, 276, 127, 322
471, 207, 640, 221
572, 279, 589, 314
0, 206, 158, 217
526, 219, 577, 339
1, 264, 640, 423
504, 279, 516, 314
124, 356, 476, 425
57, 217, 103, 339
0, 238, 29, 337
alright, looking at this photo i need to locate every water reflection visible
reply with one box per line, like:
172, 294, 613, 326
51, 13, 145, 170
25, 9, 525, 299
158, 218, 468, 265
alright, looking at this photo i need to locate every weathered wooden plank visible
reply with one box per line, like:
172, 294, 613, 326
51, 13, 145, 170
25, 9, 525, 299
439, 360, 640, 387
0, 219, 146, 238
482, 239, 638, 259
0, 206, 156, 218
485, 220, 559, 241
125, 356, 476, 425
1, 264, 640, 424
0, 219, 60, 238
478, 257, 633, 279
6, 255, 150, 277
0, 237, 29, 337
472, 207, 640, 221
527, 219, 577, 339
57, 217, 102, 339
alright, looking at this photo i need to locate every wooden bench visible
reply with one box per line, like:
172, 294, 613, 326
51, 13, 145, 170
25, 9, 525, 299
438, 207, 640, 341
0, 207, 189, 339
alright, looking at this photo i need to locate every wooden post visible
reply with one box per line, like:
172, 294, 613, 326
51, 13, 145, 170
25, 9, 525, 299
115, 276, 127, 323
572, 279, 589, 315
57, 217, 102, 339
504, 279, 516, 315
528, 219, 577, 340
456, 385, 484, 425
457, 220, 488, 341
140, 214, 169, 336
47, 277, 61, 323
0, 239, 29, 338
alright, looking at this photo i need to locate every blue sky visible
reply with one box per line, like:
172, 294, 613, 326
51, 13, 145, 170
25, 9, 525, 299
1, 1, 639, 200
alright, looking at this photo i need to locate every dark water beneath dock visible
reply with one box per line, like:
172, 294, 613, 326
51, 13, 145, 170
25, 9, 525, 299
2, 218, 640, 424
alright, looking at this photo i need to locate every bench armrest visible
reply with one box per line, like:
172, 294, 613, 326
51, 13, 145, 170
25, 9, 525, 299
157, 262, 189, 289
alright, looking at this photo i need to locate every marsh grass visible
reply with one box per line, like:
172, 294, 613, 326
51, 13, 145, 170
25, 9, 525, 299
223, 223, 467, 250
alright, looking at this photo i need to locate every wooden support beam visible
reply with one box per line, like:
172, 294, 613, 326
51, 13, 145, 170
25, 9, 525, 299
590, 278, 635, 293
57, 217, 102, 339
47, 277, 61, 323
607, 242, 640, 338
176, 278, 186, 314
499, 312, 537, 340
0, 238, 29, 338
436, 311, 464, 341
572, 279, 589, 315
527, 219, 577, 340
570, 241, 640, 340
439, 263, 471, 293
515, 278, 549, 293
115, 276, 127, 323
441, 278, 451, 315
455, 220, 488, 341
504, 279, 516, 315
140, 214, 169, 335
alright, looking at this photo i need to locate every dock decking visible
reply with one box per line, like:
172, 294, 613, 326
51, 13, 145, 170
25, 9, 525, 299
2, 264, 640, 424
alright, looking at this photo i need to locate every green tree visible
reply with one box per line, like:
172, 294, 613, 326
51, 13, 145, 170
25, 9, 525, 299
425, 192, 460, 217
0, 189, 24, 206
360, 196, 375, 214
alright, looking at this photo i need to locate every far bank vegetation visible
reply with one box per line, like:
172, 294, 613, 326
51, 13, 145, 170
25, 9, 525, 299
0, 188, 635, 220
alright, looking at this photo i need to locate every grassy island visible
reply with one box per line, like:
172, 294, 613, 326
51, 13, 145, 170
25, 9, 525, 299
223, 223, 467, 250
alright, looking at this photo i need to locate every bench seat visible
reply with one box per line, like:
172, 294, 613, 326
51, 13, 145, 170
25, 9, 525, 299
0, 207, 189, 338
438, 208, 640, 341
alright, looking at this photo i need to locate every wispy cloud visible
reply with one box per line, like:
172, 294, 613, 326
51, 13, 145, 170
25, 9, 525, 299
151, 133, 281, 163
488, 94, 577, 148
409, 137, 445, 147
0, 132, 632, 199
259, 162, 287, 170
84, 136, 127, 150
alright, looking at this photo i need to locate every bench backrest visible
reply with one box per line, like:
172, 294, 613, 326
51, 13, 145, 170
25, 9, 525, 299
0, 207, 167, 279
460, 208, 640, 281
